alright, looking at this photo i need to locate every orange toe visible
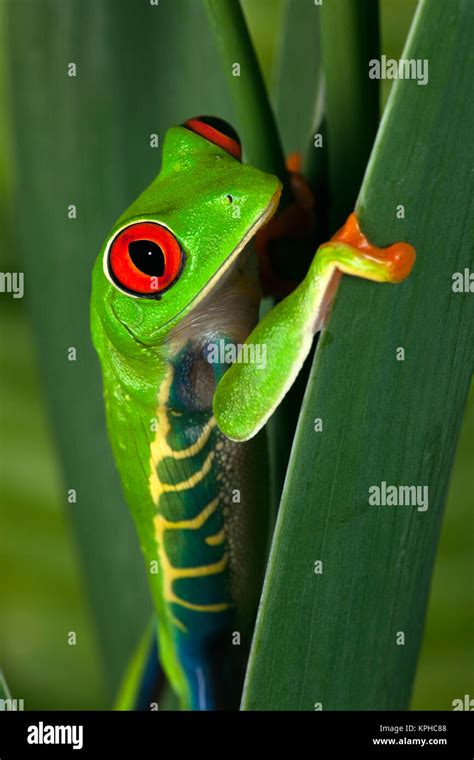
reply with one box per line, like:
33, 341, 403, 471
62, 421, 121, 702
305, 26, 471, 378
384, 242, 416, 282
331, 212, 416, 282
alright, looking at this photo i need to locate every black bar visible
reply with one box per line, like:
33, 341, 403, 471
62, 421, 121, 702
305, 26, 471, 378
0, 710, 472, 757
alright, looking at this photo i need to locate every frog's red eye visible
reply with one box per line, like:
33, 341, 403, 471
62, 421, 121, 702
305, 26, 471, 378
106, 221, 183, 297
183, 115, 242, 161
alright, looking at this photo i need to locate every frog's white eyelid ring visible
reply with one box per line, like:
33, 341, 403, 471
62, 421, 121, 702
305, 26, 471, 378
103, 219, 184, 300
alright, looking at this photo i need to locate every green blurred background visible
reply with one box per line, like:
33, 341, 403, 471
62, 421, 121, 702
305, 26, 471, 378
0, 0, 472, 710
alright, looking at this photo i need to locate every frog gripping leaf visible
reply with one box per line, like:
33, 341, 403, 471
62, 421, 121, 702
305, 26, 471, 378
90, 115, 415, 710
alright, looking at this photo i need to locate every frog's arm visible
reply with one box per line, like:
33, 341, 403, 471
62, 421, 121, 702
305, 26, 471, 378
213, 213, 415, 442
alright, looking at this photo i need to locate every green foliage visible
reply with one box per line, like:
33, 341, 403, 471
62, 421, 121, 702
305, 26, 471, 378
271, 0, 322, 163
205, 0, 287, 179
412, 389, 474, 708
320, 0, 380, 227
0, 300, 104, 709
0, 670, 11, 700
3, 0, 235, 702
242, 0, 474, 709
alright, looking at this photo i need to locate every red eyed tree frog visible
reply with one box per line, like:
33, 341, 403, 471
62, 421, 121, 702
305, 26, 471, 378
90, 116, 415, 710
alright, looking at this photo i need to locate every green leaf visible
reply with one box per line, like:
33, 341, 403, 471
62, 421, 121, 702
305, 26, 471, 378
411, 386, 474, 707
114, 622, 154, 711
271, 0, 323, 163
242, 0, 474, 710
320, 0, 380, 227
4, 0, 236, 701
0, 670, 12, 701
204, 0, 287, 180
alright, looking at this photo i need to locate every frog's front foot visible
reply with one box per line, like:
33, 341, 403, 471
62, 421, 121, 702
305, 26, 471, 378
328, 212, 416, 283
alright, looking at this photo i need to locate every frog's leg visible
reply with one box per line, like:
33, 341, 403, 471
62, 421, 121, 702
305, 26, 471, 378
214, 213, 415, 442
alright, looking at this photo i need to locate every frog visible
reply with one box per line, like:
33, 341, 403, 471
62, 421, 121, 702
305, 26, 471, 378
90, 115, 415, 710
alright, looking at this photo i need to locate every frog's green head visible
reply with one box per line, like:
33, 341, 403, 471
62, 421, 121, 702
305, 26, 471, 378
92, 116, 282, 350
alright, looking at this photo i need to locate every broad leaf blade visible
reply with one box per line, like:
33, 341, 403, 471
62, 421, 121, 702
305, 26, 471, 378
320, 0, 380, 227
5, 0, 235, 701
243, 0, 474, 710
271, 0, 323, 161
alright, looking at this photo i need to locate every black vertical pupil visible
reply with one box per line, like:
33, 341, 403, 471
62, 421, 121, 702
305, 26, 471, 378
128, 239, 165, 276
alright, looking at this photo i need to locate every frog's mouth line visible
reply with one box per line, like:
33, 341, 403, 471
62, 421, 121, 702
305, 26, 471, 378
155, 185, 282, 334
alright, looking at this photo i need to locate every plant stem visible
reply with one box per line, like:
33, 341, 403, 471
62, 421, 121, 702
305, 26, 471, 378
320, 0, 380, 227
204, 0, 288, 184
